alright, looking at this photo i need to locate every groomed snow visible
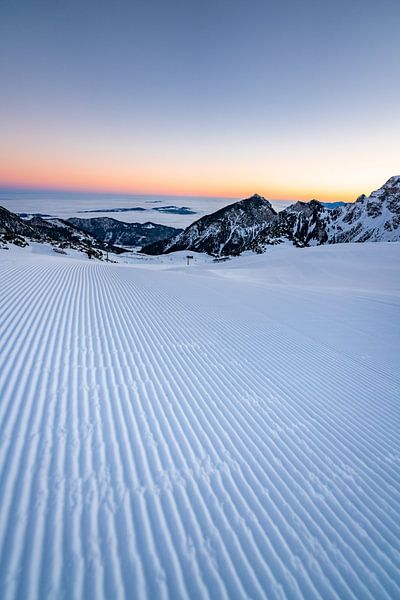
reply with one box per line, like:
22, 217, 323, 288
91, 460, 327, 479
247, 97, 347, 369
0, 243, 399, 599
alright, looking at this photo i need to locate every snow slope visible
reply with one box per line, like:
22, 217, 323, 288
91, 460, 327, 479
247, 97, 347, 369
0, 243, 399, 599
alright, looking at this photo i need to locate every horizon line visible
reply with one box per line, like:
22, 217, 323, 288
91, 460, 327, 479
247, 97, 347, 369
0, 182, 355, 204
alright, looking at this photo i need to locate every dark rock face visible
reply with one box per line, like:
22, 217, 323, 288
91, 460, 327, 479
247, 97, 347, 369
139, 238, 171, 255
253, 200, 331, 250
142, 195, 277, 256
68, 217, 182, 247
0, 206, 37, 239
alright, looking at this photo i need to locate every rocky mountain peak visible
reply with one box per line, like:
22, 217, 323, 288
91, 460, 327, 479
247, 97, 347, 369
141, 193, 277, 256
361, 176, 400, 203
286, 199, 323, 215
234, 194, 276, 214
381, 175, 400, 190
247, 193, 268, 202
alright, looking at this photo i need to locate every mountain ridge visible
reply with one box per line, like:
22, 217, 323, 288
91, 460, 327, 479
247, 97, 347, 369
67, 216, 182, 247
141, 194, 277, 256
0, 207, 109, 257
141, 177, 400, 256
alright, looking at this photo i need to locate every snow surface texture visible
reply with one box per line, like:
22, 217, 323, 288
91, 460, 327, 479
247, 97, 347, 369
0, 242, 399, 600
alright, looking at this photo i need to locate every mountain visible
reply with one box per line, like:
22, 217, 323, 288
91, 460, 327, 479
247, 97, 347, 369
78, 207, 147, 214
326, 175, 400, 243
3, 176, 399, 258
141, 194, 277, 256
153, 205, 196, 215
68, 216, 182, 247
252, 199, 331, 250
254, 177, 400, 250
321, 201, 347, 210
0, 206, 37, 245
0, 206, 115, 257
77, 205, 196, 215
141, 177, 400, 256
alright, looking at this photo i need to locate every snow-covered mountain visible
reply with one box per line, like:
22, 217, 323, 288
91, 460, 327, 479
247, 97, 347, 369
252, 199, 331, 250
68, 216, 182, 247
254, 177, 400, 251
3, 176, 399, 258
0, 206, 182, 256
142, 194, 277, 256
0, 206, 108, 257
327, 175, 400, 243
142, 177, 400, 256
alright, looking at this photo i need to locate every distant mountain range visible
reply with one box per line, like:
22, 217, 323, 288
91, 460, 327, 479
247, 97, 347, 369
141, 176, 400, 256
77, 204, 196, 215
321, 201, 347, 209
78, 207, 147, 213
0, 209, 181, 255
2, 177, 399, 257
153, 206, 196, 215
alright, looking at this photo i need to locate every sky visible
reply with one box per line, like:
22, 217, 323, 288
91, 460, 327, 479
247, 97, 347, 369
0, 0, 399, 202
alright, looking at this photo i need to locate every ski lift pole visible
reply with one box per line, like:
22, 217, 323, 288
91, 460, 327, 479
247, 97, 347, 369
106, 242, 112, 262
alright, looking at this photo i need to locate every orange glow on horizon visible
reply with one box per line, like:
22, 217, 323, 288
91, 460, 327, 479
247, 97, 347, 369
1, 122, 396, 204
0, 151, 393, 203
0, 176, 359, 202
0, 172, 364, 203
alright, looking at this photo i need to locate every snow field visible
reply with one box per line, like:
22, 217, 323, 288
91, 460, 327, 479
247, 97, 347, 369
0, 243, 399, 599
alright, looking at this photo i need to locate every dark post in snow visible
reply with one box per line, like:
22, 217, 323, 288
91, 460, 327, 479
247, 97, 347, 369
87, 242, 93, 259
186, 255, 193, 266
